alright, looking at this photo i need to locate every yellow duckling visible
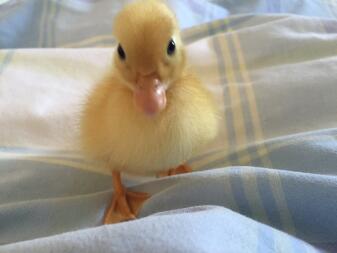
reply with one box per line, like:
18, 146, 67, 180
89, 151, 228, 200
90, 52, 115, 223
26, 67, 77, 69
80, 0, 218, 224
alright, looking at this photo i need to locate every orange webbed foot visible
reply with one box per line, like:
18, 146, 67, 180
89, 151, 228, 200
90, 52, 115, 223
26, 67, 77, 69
103, 171, 150, 224
157, 164, 192, 177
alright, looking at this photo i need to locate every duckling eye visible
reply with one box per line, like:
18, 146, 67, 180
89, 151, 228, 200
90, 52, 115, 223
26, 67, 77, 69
117, 44, 126, 60
167, 39, 176, 56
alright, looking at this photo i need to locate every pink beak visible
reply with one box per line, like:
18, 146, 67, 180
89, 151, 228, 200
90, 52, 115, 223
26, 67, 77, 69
133, 74, 167, 116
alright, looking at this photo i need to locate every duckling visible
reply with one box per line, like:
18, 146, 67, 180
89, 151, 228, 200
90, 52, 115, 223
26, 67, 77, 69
80, 0, 218, 224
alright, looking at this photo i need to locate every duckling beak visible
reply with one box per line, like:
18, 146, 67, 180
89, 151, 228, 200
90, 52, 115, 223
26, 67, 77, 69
133, 74, 167, 117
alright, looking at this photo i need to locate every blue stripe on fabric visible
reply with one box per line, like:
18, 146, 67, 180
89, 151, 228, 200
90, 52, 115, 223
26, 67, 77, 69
230, 170, 253, 216
208, 22, 236, 149
226, 27, 257, 157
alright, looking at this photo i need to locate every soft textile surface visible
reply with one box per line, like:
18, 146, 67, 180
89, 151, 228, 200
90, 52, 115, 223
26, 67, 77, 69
1, 13, 337, 253
1, 0, 337, 48
0, 0, 228, 48
0, 206, 320, 253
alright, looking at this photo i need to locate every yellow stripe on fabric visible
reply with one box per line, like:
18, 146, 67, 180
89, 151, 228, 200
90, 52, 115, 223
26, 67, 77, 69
230, 30, 272, 167
216, 26, 270, 223
214, 22, 230, 153
230, 28, 296, 235
268, 170, 297, 235
219, 31, 252, 166
0, 50, 6, 62
61, 35, 115, 48
221, 35, 247, 146
240, 167, 269, 224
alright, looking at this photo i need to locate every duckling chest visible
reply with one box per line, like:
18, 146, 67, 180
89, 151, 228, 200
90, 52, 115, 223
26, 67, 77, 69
101, 86, 216, 172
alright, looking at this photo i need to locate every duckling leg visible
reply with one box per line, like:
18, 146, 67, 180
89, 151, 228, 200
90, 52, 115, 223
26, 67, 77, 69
157, 164, 192, 177
103, 171, 150, 224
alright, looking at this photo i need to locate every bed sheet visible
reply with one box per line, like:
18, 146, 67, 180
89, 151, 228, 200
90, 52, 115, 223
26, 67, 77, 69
0, 0, 228, 48
0, 14, 337, 252
0, 0, 336, 48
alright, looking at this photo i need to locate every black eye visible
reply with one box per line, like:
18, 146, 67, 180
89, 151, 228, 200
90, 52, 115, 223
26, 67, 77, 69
167, 39, 176, 56
117, 44, 126, 60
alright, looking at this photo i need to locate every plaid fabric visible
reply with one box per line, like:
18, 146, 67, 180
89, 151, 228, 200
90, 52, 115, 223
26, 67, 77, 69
0, 7, 337, 253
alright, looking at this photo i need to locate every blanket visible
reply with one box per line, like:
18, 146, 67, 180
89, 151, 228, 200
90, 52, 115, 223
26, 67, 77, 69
0, 13, 337, 253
